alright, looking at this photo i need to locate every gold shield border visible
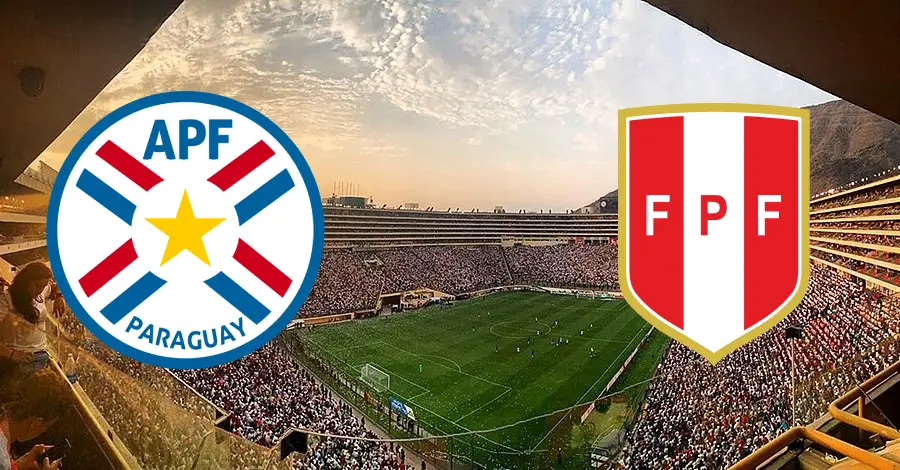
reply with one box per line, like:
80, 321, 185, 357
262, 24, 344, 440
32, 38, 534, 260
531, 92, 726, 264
617, 103, 811, 365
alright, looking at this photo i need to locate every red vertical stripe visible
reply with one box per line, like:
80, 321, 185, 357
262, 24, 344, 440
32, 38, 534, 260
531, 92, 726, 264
628, 117, 685, 329
79, 239, 138, 297
743, 117, 799, 328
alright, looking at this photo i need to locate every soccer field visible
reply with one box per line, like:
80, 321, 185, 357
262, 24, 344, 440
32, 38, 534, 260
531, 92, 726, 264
294, 291, 650, 463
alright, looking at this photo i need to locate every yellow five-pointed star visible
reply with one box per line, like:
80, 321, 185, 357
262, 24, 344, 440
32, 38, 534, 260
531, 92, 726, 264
145, 191, 226, 266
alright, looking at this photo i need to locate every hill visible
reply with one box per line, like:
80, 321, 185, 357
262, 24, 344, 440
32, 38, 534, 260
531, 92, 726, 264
579, 189, 618, 214
580, 100, 900, 212
807, 100, 900, 195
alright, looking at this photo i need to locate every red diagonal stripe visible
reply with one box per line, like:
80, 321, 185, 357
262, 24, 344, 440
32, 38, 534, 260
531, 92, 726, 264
96, 141, 163, 191
79, 239, 138, 297
208, 141, 275, 191
233, 239, 291, 297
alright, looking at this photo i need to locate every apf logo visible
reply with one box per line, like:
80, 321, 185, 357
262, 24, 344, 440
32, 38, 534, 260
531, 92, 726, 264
618, 104, 810, 364
48, 91, 323, 369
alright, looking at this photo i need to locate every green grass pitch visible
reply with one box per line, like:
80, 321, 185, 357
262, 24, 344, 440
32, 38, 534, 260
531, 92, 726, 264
298, 291, 650, 456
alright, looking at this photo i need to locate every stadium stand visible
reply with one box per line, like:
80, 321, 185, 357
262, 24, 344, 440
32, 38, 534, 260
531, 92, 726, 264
162, 173, 900, 470
172, 344, 413, 470
8, 172, 900, 469
619, 263, 900, 469
811, 172, 900, 291
323, 206, 616, 247
505, 244, 618, 290
605, 170, 900, 469
296, 207, 621, 317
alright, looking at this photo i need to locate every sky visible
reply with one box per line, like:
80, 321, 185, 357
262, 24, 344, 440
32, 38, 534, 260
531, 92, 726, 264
37, 0, 834, 212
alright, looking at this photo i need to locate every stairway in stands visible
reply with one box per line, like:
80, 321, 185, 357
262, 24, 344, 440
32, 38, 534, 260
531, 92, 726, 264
499, 245, 514, 284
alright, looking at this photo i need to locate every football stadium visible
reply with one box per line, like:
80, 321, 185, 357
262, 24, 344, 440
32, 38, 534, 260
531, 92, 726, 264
3, 1, 900, 470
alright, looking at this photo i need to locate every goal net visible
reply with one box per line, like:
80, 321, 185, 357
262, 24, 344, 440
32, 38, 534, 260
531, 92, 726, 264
360, 364, 390, 393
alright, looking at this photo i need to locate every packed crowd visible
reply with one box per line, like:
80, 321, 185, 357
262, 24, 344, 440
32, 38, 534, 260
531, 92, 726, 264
6, 185, 900, 470
0, 222, 46, 243
173, 343, 413, 470
812, 183, 900, 211
813, 220, 900, 231
811, 204, 900, 220
813, 241, 900, 265
813, 166, 900, 200
813, 232, 897, 247
810, 250, 900, 286
300, 251, 387, 317
301, 244, 618, 317
620, 263, 900, 469
2, 246, 49, 268
506, 244, 618, 290
378, 245, 510, 294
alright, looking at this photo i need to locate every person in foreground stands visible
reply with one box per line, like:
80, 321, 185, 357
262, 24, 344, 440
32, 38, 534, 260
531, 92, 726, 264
0, 263, 61, 376
1, 404, 61, 470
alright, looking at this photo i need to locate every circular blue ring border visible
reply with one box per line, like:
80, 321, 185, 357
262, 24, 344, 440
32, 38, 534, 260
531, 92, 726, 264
47, 91, 325, 370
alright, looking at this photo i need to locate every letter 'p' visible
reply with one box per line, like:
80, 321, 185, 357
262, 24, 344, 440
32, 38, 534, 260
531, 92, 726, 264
700, 195, 727, 236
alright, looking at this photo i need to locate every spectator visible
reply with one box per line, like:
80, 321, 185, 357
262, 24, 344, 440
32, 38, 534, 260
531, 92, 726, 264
620, 263, 900, 469
173, 344, 412, 470
0, 263, 59, 377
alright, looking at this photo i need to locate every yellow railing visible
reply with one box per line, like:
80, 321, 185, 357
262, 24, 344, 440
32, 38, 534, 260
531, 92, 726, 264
828, 359, 900, 441
45, 352, 132, 470
729, 427, 900, 469
42, 306, 294, 470
730, 359, 900, 469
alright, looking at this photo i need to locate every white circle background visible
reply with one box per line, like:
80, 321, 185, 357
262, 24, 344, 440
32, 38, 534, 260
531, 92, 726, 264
55, 101, 314, 361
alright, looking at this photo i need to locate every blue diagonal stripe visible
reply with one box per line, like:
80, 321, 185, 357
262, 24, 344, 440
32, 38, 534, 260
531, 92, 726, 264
205, 272, 270, 324
100, 272, 166, 324
76, 170, 136, 225
234, 170, 295, 225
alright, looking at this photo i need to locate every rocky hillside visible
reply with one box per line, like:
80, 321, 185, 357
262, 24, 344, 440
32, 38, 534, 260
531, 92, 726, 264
580, 100, 900, 212
807, 100, 900, 195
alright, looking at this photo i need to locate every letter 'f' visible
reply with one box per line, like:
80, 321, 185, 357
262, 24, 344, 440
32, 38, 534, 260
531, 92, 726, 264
646, 195, 669, 236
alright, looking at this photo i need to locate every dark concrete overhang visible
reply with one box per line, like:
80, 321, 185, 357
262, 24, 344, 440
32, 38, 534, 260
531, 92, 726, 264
0, 0, 184, 190
643, 0, 900, 126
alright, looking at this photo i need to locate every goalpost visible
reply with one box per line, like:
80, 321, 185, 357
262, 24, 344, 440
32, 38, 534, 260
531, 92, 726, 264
360, 364, 390, 393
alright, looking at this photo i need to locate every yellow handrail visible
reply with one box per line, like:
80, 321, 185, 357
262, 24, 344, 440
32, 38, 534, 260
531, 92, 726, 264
729, 427, 900, 469
47, 354, 133, 470
828, 359, 900, 441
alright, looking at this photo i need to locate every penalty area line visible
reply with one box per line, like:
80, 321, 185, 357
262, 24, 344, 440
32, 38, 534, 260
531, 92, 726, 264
454, 388, 512, 425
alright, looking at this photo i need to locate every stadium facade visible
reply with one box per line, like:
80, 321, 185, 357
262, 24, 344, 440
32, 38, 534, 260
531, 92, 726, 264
323, 206, 618, 247
810, 174, 900, 295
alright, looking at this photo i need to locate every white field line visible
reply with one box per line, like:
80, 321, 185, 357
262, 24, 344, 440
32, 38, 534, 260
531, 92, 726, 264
378, 341, 511, 391
530, 324, 647, 453
454, 388, 512, 424
351, 362, 430, 395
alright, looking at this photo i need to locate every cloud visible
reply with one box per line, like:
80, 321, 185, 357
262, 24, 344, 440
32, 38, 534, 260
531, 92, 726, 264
42, 0, 366, 164
292, 0, 634, 132
37, 0, 833, 210
572, 132, 599, 153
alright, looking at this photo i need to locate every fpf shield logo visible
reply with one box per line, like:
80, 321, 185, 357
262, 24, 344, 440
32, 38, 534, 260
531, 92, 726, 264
48, 91, 324, 369
619, 104, 810, 364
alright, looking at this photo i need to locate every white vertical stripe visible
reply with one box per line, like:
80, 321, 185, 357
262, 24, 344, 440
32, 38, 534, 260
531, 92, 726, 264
682, 113, 745, 352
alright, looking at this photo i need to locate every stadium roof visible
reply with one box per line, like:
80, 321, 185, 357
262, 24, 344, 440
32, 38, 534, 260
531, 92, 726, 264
0, 0, 183, 191
644, 0, 900, 126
